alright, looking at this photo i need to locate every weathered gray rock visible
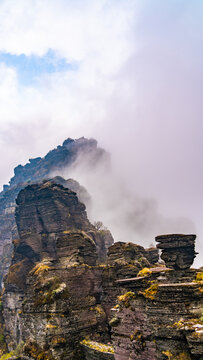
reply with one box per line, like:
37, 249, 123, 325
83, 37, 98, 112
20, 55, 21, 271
155, 234, 197, 269
81, 342, 115, 360
2, 182, 111, 359
111, 235, 203, 360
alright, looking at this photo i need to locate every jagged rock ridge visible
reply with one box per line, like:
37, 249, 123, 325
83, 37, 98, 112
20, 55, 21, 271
0, 137, 109, 285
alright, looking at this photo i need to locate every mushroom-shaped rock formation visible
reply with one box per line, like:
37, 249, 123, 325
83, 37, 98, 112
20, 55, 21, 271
155, 234, 197, 269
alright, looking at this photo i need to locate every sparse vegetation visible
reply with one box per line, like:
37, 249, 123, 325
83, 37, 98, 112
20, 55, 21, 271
34, 277, 69, 306
162, 350, 173, 359
195, 272, 203, 282
137, 267, 152, 277
51, 336, 67, 346
32, 263, 50, 276
129, 330, 146, 349
23, 339, 54, 359
117, 291, 136, 307
90, 305, 105, 316
46, 324, 57, 329
109, 317, 120, 327
0, 342, 24, 360
80, 339, 114, 353
142, 283, 158, 300
162, 350, 191, 360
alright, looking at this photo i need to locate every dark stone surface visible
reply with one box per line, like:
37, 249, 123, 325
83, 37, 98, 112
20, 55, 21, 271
155, 234, 197, 269
3, 182, 111, 359
111, 266, 203, 360
1, 182, 160, 360
1, 177, 202, 360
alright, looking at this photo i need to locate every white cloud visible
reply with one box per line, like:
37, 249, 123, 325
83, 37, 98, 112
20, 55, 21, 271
0, 0, 136, 71
0, 0, 202, 265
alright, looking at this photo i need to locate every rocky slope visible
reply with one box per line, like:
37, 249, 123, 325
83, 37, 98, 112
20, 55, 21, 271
0, 137, 109, 285
1, 181, 157, 360
111, 235, 203, 360
0, 176, 201, 360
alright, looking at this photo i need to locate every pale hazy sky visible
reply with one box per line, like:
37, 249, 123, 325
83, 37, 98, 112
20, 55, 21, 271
0, 0, 202, 264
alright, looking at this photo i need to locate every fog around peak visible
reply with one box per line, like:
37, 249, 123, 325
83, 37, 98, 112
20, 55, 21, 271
52, 149, 195, 250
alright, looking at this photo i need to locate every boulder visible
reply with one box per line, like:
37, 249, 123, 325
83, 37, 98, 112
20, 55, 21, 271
155, 234, 197, 269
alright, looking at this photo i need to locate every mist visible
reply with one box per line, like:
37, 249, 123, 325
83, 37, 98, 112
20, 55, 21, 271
52, 148, 195, 251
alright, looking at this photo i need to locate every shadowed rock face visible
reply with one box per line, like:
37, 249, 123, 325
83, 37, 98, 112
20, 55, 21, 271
8, 180, 111, 291
155, 234, 197, 269
16, 182, 91, 245
3, 180, 113, 293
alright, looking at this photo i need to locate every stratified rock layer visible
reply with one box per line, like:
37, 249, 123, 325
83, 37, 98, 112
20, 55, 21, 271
111, 234, 203, 360
3, 182, 111, 359
1, 181, 202, 360
112, 267, 203, 360
2, 181, 159, 360
107, 242, 158, 267
155, 234, 196, 269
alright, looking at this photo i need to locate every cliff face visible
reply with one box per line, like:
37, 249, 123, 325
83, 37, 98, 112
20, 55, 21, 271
111, 235, 203, 360
1, 181, 157, 360
1, 181, 202, 360
5, 181, 112, 290
2, 182, 111, 359
0, 138, 110, 285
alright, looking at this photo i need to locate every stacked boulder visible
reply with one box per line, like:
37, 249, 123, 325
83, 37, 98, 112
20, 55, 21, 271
155, 234, 197, 270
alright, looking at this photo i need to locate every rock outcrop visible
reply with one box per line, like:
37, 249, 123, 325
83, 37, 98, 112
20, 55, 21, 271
155, 234, 197, 270
111, 235, 203, 360
1, 181, 157, 360
1, 179, 202, 360
107, 242, 158, 267
0, 137, 111, 285
2, 182, 111, 359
